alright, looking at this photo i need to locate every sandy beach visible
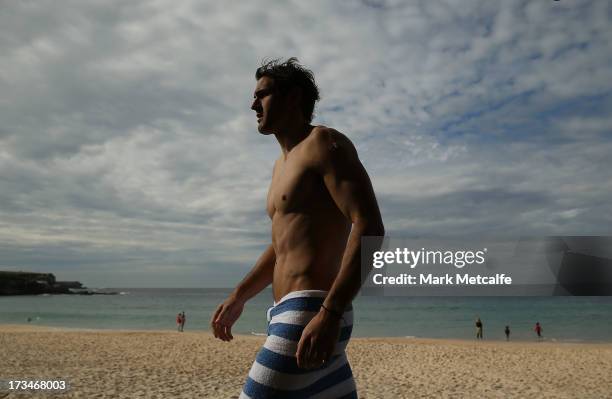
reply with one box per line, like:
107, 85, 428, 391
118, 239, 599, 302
1, 324, 611, 398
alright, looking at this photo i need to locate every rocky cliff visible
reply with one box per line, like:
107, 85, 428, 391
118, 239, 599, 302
0, 271, 85, 295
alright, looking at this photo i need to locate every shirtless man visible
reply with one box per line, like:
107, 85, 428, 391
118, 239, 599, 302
211, 58, 384, 398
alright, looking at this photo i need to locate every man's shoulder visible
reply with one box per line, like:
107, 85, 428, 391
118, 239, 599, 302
305, 125, 357, 159
308, 125, 350, 144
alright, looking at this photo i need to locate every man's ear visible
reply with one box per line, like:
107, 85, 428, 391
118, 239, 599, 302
287, 86, 302, 109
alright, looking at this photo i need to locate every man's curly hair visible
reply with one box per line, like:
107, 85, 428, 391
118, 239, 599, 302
255, 57, 320, 123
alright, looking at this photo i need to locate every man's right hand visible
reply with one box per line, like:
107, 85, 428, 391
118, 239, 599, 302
210, 295, 245, 341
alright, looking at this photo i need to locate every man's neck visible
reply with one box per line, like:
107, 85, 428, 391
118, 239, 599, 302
274, 122, 314, 157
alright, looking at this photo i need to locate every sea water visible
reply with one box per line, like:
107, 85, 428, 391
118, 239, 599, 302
1, 288, 611, 342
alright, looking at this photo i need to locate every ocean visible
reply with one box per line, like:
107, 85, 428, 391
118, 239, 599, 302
1, 288, 611, 342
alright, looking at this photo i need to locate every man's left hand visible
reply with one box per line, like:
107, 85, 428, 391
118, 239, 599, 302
296, 309, 341, 369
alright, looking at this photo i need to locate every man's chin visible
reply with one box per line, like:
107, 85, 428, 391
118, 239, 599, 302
257, 124, 274, 135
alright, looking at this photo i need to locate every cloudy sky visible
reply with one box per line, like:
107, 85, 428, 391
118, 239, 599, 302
1, 0, 611, 287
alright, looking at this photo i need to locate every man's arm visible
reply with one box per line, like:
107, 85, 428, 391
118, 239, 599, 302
319, 133, 384, 314
210, 244, 275, 341
296, 128, 384, 368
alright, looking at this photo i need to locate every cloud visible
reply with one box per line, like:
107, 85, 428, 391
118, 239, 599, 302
1, 0, 611, 287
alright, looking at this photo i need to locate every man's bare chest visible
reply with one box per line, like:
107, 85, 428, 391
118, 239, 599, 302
267, 159, 323, 216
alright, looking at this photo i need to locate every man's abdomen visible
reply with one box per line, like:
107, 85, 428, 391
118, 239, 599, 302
271, 212, 350, 303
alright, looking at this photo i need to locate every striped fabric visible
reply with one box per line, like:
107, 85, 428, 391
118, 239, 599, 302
240, 290, 357, 399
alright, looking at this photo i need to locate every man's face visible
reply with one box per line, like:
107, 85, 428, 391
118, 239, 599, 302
251, 76, 286, 135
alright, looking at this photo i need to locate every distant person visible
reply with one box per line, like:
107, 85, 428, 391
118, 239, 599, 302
27, 317, 32, 323
505, 325, 510, 341
475, 317, 483, 339
180, 311, 186, 332
176, 313, 183, 332
535, 322, 543, 340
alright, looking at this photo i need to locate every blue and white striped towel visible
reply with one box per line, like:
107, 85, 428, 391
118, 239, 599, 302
239, 290, 357, 398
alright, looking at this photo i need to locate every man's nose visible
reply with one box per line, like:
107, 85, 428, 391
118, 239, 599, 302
251, 99, 259, 111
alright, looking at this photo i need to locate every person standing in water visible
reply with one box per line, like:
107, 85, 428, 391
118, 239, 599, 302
475, 317, 483, 340
176, 312, 183, 332
535, 322, 543, 340
505, 325, 510, 341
